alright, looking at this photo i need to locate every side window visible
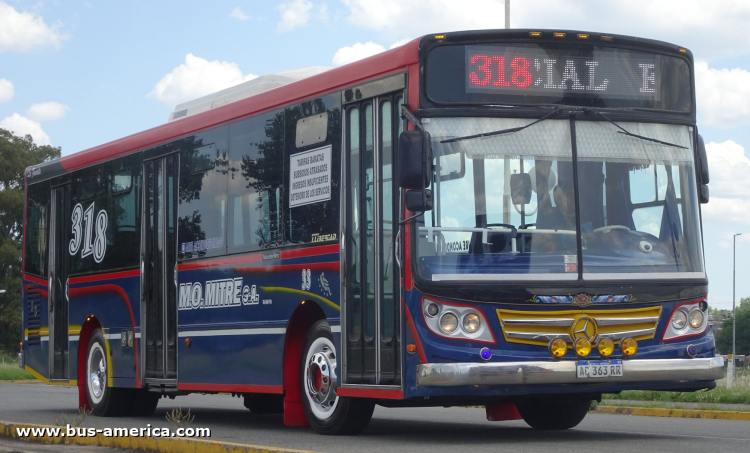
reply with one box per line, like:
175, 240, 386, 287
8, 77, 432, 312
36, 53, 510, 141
228, 110, 285, 253
285, 93, 341, 244
24, 182, 51, 277
629, 164, 683, 237
178, 126, 229, 260
69, 155, 142, 274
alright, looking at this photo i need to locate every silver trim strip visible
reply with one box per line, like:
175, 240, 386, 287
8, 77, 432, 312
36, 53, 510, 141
416, 357, 724, 387
594, 317, 660, 326
582, 272, 706, 280
502, 318, 575, 326
599, 328, 655, 341
432, 273, 578, 282
505, 331, 573, 342
177, 328, 286, 338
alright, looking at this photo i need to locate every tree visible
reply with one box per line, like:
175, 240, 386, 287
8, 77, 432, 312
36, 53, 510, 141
0, 129, 60, 352
715, 297, 750, 356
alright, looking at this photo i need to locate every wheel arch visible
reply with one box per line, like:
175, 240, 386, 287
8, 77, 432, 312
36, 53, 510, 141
282, 300, 326, 427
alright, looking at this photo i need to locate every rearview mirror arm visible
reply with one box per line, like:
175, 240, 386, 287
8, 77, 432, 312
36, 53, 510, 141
401, 104, 423, 131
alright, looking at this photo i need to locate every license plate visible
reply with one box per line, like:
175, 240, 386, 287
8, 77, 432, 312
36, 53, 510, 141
576, 360, 624, 378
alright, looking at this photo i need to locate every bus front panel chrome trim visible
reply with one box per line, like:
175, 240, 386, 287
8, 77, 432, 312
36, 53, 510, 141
416, 357, 724, 387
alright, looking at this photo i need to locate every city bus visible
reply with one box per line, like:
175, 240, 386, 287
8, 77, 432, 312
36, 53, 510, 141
20, 29, 723, 434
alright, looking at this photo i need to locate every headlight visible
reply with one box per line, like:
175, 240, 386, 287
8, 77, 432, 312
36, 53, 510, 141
462, 313, 480, 333
688, 309, 704, 329
425, 302, 440, 317
440, 313, 458, 333
671, 310, 687, 329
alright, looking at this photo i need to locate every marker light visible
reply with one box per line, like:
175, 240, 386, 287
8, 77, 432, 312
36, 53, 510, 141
679, 48, 688, 53
577, 34, 589, 39
480, 347, 492, 361
601, 36, 613, 42
598, 338, 615, 357
575, 338, 592, 357
434, 35, 445, 40
549, 338, 567, 358
529, 32, 542, 37
688, 309, 704, 329
440, 313, 458, 333
553, 33, 566, 38
686, 344, 697, 358
462, 313, 481, 333
671, 310, 688, 329
406, 344, 417, 353
621, 337, 638, 357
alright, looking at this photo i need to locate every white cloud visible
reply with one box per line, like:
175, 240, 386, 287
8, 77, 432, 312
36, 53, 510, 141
0, 78, 13, 103
695, 61, 750, 129
0, 113, 50, 145
700, 140, 750, 225
0, 1, 67, 52
26, 102, 70, 121
278, 0, 313, 32
147, 53, 258, 107
332, 42, 386, 66
230, 7, 250, 21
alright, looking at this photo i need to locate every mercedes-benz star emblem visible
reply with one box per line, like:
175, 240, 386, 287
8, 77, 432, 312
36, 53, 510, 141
572, 316, 597, 342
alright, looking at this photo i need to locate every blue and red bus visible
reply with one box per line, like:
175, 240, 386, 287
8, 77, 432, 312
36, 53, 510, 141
20, 29, 722, 434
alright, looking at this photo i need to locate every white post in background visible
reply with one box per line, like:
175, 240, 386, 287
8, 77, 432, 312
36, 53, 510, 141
729, 233, 741, 387
505, 0, 510, 29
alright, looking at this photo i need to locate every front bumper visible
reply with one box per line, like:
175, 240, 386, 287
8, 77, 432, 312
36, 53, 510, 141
416, 357, 723, 387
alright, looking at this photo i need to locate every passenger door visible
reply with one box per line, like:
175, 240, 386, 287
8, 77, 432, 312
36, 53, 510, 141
48, 184, 70, 381
141, 155, 179, 385
342, 75, 405, 386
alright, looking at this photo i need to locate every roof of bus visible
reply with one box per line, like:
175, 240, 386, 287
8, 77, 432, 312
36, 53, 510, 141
40, 36, 421, 176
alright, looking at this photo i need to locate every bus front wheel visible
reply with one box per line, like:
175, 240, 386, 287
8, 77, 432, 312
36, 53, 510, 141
516, 397, 590, 430
300, 320, 374, 435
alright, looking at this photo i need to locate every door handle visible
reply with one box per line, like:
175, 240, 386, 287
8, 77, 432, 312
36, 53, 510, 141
65, 278, 69, 303
394, 229, 402, 270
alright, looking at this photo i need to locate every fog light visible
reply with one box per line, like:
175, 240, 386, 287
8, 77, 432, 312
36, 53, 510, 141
462, 313, 481, 333
440, 313, 458, 333
575, 338, 592, 357
598, 338, 615, 357
671, 310, 687, 329
620, 337, 637, 356
688, 309, 704, 329
549, 338, 567, 358
426, 303, 440, 317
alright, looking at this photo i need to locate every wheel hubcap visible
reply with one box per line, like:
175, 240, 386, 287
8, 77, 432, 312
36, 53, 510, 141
305, 340, 338, 418
89, 347, 106, 400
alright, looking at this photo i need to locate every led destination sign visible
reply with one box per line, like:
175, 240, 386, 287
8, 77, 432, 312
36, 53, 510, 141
424, 42, 691, 111
466, 45, 659, 100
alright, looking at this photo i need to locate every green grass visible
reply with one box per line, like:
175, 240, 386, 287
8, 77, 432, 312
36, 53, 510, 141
604, 368, 750, 405
598, 400, 750, 412
0, 353, 34, 381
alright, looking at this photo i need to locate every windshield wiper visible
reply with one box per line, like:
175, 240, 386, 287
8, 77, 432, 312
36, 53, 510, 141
582, 108, 688, 149
440, 108, 562, 144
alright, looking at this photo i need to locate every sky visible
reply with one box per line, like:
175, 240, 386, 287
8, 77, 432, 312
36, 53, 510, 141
1, 0, 749, 309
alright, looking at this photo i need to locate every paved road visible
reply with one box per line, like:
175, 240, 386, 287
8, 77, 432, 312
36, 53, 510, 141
0, 383, 747, 453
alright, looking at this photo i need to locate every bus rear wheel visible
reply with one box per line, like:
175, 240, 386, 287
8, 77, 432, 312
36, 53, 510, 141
517, 397, 590, 430
85, 329, 131, 416
300, 320, 375, 435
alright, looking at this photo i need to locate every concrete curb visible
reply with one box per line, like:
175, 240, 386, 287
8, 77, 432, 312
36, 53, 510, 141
594, 405, 750, 421
0, 420, 320, 453
0, 380, 40, 384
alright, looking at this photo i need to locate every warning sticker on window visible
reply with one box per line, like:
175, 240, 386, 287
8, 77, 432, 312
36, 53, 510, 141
289, 145, 332, 208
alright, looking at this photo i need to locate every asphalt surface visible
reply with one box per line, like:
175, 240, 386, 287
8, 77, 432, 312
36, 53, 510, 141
0, 383, 748, 453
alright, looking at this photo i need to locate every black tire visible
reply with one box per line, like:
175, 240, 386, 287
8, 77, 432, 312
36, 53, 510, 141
517, 397, 590, 430
300, 320, 375, 435
85, 329, 132, 416
243, 394, 284, 414
128, 389, 160, 416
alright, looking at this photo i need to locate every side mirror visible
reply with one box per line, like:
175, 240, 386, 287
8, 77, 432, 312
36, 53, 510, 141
700, 184, 709, 204
405, 189, 433, 212
697, 134, 710, 184
399, 130, 432, 189
510, 173, 532, 205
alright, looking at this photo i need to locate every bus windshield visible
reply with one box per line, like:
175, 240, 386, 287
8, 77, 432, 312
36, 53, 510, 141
416, 117, 705, 282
